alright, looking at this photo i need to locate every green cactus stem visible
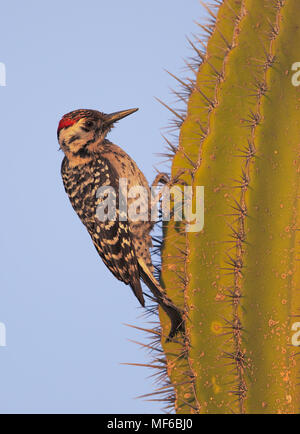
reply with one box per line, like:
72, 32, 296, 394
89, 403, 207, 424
157, 0, 300, 414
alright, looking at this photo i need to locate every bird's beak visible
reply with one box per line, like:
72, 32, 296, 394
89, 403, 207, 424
104, 108, 139, 125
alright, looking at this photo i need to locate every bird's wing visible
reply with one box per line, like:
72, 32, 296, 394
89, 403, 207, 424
88, 157, 145, 306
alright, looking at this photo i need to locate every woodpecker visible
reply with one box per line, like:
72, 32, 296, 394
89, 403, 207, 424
58, 108, 184, 339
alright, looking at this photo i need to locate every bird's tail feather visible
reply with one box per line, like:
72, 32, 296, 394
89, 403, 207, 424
138, 258, 184, 340
130, 278, 145, 307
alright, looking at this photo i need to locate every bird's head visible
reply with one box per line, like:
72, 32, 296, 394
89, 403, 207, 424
57, 108, 138, 165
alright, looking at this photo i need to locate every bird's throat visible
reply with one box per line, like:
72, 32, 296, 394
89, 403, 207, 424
63, 136, 106, 168
65, 152, 93, 168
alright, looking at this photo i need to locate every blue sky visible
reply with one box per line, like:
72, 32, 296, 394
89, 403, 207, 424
0, 0, 205, 413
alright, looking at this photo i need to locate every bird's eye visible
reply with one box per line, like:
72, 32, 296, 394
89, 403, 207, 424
85, 120, 95, 129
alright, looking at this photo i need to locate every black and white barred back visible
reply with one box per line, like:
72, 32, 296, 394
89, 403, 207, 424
61, 155, 145, 306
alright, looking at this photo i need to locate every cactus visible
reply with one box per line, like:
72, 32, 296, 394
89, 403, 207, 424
141, 0, 300, 414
